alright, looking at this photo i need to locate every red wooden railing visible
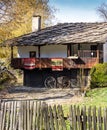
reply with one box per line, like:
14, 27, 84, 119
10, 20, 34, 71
11, 58, 99, 69
11, 50, 102, 69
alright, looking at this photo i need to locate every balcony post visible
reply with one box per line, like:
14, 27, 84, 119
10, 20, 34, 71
97, 44, 100, 63
78, 44, 80, 57
67, 44, 71, 57
38, 46, 41, 58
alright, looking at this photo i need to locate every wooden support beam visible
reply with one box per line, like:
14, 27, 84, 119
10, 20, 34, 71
78, 44, 80, 57
38, 46, 41, 58
67, 45, 71, 57
97, 44, 100, 63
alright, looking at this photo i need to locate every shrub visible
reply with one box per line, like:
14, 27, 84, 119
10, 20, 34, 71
90, 63, 107, 88
0, 72, 12, 84
0, 85, 5, 91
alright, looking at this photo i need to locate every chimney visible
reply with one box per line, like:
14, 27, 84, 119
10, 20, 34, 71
32, 15, 41, 32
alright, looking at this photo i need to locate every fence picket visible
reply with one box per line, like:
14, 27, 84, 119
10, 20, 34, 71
12, 101, 17, 130
36, 101, 41, 130
35, 101, 38, 129
69, 105, 73, 130
23, 101, 27, 130
27, 100, 30, 130
0, 101, 4, 130
30, 101, 34, 130
6, 102, 11, 130
1, 100, 107, 130
59, 105, 67, 130
32, 101, 36, 130
104, 108, 107, 130
98, 107, 102, 130
19, 101, 24, 130
76, 106, 81, 130
40, 102, 44, 130
53, 105, 59, 130
49, 106, 54, 130
88, 106, 92, 130
93, 106, 97, 130
83, 106, 87, 130
43, 103, 49, 130
1, 102, 7, 130
73, 105, 77, 130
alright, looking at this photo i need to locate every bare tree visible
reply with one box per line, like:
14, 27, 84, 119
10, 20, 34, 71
0, 0, 17, 24
0, 0, 55, 26
97, 2, 107, 21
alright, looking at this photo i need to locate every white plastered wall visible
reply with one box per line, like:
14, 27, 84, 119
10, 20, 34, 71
18, 45, 67, 58
18, 46, 38, 58
41, 45, 67, 58
103, 42, 107, 62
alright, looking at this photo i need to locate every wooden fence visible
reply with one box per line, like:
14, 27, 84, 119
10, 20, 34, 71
0, 100, 107, 130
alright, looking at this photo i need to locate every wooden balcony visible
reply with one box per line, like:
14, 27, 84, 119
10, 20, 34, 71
11, 50, 102, 69
11, 57, 99, 69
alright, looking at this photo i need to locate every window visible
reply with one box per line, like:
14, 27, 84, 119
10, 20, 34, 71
29, 51, 36, 58
91, 45, 97, 57
71, 44, 78, 56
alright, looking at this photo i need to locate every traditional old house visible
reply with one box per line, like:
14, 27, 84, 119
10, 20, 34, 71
2, 16, 107, 88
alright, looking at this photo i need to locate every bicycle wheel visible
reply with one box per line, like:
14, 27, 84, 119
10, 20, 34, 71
62, 76, 71, 88
44, 76, 56, 88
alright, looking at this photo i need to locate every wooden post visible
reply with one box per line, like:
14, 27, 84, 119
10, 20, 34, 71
97, 44, 100, 63
67, 44, 71, 57
67, 45, 70, 57
78, 44, 80, 57
38, 46, 41, 58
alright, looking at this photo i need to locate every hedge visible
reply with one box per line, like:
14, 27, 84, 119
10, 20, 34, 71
90, 63, 107, 88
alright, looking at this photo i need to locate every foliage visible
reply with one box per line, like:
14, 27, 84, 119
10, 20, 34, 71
0, 85, 5, 91
0, 0, 55, 58
0, 72, 11, 84
0, 47, 11, 58
0, 59, 17, 87
0, 0, 55, 27
90, 63, 107, 88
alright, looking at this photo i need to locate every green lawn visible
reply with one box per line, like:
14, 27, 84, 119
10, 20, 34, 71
63, 87, 107, 115
82, 87, 107, 107
62, 88, 107, 130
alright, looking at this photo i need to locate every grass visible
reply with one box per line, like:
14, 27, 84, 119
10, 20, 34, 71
63, 87, 107, 115
82, 87, 107, 107
62, 87, 107, 129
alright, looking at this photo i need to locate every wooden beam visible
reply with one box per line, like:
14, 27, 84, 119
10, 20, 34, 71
67, 45, 71, 57
97, 44, 100, 63
38, 46, 41, 58
78, 44, 80, 56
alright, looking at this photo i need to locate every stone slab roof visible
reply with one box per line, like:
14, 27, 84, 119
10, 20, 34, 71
3, 22, 107, 46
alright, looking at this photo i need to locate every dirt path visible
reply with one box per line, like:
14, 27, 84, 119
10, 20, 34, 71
0, 86, 83, 105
